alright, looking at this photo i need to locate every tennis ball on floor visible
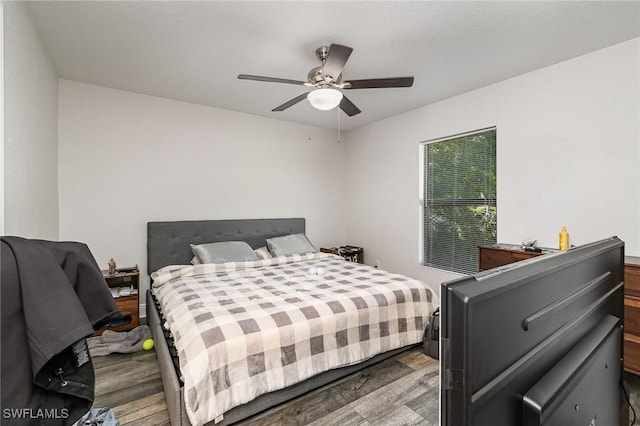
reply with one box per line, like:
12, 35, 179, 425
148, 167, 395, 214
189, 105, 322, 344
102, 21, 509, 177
142, 338, 154, 351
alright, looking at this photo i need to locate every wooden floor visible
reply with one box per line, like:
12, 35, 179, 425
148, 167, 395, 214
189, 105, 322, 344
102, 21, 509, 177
92, 350, 169, 425
93, 346, 640, 426
92, 346, 439, 426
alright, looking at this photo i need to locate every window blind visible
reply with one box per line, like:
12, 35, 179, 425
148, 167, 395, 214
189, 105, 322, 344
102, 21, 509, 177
422, 128, 497, 274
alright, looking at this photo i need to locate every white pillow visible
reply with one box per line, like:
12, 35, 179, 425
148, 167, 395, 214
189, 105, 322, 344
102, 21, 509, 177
254, 246, 273, 260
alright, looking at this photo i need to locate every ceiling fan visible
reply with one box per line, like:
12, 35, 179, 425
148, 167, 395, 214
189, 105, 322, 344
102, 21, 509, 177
238, 44, 414, 117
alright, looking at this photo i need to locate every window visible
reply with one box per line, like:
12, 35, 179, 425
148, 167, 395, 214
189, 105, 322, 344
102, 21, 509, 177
421, 128, 497, 274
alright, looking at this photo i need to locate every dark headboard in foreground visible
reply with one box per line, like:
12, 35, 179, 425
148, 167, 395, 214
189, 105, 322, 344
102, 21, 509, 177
147, 218, 305, 274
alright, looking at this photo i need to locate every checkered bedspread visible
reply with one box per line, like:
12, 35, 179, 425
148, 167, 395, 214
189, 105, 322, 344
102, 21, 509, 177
151, 252, 437, 426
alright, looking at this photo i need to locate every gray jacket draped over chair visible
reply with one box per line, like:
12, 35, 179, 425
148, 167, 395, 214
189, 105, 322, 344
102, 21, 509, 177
1, 237, 121, 425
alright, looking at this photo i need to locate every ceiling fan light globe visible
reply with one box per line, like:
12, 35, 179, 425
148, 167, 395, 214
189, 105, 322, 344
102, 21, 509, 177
307, 88, 343, 111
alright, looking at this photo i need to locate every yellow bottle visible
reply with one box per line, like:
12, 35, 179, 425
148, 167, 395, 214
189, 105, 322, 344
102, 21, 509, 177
559, 226, 569, 251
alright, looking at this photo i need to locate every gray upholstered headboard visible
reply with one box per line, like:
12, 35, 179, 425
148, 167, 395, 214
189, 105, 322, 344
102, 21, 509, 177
147, 218, 305, 274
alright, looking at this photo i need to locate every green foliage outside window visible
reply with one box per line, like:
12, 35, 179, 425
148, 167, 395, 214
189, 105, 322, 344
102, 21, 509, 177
423, 129, 497, 273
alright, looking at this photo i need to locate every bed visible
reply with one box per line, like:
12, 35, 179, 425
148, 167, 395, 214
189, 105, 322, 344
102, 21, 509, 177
146, 218, 437, 426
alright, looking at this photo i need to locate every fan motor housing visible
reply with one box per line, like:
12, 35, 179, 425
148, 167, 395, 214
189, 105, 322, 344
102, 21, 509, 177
308, 45, 343, 85
307, 66, 341, 86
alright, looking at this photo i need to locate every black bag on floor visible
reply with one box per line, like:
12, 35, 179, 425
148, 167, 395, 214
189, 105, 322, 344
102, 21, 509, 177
423, 307, 440, 359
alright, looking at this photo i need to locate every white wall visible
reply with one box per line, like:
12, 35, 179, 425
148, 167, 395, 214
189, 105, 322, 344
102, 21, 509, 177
58, 80, 347, 299
344, 38, 640, 295
3, 2, 59, 239
1, 3, 4, 235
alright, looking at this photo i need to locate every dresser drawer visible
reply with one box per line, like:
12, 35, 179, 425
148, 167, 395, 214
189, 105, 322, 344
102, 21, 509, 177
624, 333, 640, 375
478, 246, 541, 271
479, 248, 516, 270
115, 296, 138, 316
625, 297, 640, 335
625, 261, 640, 297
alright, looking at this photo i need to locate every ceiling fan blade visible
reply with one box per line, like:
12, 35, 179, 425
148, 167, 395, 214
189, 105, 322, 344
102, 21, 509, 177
343, 76, 414, 89
322, 44, 353, 82
238, 74, 307, 86
340, 95, 361, 117
272, 93, 309, 112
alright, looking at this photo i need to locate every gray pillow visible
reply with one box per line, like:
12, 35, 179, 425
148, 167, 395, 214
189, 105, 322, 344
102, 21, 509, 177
190, 241, 259, 264
266, 233, 317, 256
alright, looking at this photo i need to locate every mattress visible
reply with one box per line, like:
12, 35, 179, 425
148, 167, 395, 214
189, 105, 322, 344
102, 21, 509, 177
152, 252, 437, 426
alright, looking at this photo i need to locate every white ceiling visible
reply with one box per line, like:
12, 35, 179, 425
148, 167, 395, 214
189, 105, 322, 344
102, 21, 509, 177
25, 1, 640, 131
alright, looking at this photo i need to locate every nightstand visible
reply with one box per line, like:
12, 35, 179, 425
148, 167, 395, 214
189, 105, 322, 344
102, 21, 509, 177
95, 267, 140, 335
321, 245, 364, 263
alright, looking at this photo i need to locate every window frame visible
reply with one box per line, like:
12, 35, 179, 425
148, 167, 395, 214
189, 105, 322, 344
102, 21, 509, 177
419, 127, 497, 274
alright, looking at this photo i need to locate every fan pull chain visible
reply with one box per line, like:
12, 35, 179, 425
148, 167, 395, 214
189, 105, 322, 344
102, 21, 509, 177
307, 102, 312, 141
337, 107, 341, 143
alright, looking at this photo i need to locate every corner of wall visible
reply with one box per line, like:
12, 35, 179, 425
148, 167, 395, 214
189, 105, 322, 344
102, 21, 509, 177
1, 3, 5, 236
4, 1, 59, 240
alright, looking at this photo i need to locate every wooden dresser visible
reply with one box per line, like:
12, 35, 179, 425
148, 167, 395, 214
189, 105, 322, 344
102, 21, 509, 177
623, 256, 640, 375
478, 245, 640, 375
477, 244, 555, 271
